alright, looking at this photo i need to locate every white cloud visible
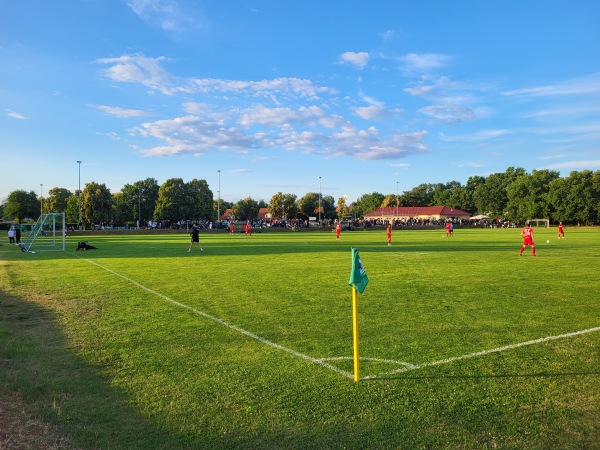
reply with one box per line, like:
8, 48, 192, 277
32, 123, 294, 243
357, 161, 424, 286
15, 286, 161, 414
401, 53, 451, 72
503, 73, 600, 97
96, 54, 176, 95
542, 160, 600, 170
418, 104, 474, 123
440, 129, 511, 142
188, 77, 337, 99
339, 52, 370, 69
126, 0, 208, 38
6, 109, 27, 120
96, 105, 147, 118
380, 30, 396, 41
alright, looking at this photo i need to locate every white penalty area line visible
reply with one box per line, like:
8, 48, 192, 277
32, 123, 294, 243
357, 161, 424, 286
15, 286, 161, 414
361, 326, 600, 380
68, 252, 355, 380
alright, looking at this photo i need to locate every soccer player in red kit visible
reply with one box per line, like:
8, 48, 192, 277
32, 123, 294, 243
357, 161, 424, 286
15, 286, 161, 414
230, 223, 235, 235
520, 223, 536, 256
558, 222, 565, 239
386, 225, 392, 246
335, 222, 341, 240
445, 222, 452, 237
244, 221, 252, 237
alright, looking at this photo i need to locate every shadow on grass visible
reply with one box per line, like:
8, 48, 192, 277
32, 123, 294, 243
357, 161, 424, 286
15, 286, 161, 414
1, 287, 342, 449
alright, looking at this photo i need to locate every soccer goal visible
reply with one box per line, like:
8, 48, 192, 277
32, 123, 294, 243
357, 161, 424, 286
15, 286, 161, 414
528, 218, 549, 228
20, 213, 66, 253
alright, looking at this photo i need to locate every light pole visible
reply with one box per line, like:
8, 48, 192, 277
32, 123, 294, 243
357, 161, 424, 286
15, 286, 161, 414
396, 181, 399, 220
77, 161, 82, 229
138, 187, 142, 227
318, 176, 322, 224
217, 169, 221, 226
40, 184, 43, 217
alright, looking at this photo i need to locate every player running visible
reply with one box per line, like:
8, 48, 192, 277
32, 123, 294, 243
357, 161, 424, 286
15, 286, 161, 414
387, 224, 392, 246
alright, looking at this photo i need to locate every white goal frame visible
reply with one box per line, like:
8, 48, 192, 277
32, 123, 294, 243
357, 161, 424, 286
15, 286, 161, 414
528, 218, 549, 228
20, 213, 66, 252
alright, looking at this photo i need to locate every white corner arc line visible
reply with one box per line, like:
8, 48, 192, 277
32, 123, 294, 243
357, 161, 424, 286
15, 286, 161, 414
69, 253, 354, 379
363, 326, 600, 380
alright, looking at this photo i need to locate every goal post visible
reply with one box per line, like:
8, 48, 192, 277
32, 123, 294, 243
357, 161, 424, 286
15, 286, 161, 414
20, 213, 66, 252
528, 218, 549, 228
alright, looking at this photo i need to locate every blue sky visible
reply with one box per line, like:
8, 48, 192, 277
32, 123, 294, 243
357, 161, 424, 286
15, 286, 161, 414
2, 1, 599, 206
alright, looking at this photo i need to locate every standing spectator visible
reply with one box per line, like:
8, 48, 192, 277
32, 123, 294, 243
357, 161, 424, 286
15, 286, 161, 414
335, 222, 341, 240
387, 225, 392, 246
558, 222, 565, 239
15, 227, 21, 245
188, 224, 203, 252
8, 227, 15, 244
519, 223, 536, 256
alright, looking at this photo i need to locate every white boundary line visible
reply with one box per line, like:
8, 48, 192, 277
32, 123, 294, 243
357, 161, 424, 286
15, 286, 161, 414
69, 252, 354, 380
69, 252, 599, 382
362, 326, 600, 380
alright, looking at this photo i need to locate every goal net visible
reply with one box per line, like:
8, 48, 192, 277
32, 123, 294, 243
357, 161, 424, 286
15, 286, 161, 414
20, 213, 66, 252
528, 218, 549, 228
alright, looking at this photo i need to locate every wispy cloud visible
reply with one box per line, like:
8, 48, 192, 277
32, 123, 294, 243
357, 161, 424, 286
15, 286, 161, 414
6, 109, 27, 120
339, 51, 370, 69
503, 73, 600, 97
96, 105, 147, 118
125, 0, 208, 39
542, 159, 600, 170
401, 53, 451, 72
96, 54, 177, 95
418, 104, 474, 124
440, 129, 511, 142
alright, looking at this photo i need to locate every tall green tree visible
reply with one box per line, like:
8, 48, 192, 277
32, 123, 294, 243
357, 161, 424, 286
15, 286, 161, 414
3, 190, 40, 223
506, 170, 559, 222
187, 178, 213, 221
65, 195, 79, 223
232, 197, 259, 221
154, 178, 188, 222
473, 168, 526, 217
337, 196, 349, 220
322, 195, 336, 220
268, 192, 285, 219
120, 178, 160, 223
43, 187, 72, 213
565, 170, 597, 225
400, 183, 435, 206
297, 192, 319, 219
354, 192, 385, 216
81, 182, 113, 226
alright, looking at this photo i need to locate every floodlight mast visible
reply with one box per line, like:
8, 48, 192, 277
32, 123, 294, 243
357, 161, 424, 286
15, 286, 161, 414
318, 176, 322, 224
217, 169, 221, 225
77, 161, 82, 229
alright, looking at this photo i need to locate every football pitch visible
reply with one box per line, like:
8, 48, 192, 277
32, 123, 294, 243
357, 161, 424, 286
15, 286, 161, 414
1, 227, 598, 448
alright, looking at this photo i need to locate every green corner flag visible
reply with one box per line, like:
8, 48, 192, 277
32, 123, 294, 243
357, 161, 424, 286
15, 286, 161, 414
348, 248, 368, 293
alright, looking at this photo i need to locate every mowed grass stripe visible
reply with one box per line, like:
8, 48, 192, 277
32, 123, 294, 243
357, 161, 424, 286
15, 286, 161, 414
1, 227, 598, 449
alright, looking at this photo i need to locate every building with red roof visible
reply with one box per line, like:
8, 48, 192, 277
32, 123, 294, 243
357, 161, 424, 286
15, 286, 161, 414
364, 206, 471, 222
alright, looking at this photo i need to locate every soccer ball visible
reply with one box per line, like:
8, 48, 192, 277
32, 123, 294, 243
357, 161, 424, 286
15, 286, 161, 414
546, 240, 550, 244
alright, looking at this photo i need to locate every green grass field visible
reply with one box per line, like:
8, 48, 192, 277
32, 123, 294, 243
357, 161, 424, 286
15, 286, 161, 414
1, 227, 599, 449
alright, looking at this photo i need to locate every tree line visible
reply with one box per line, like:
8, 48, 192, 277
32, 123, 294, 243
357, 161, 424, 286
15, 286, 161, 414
2, 168, 600, 226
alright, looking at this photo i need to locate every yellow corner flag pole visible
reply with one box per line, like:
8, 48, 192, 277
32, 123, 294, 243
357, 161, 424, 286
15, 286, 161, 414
352, 286, 360, 383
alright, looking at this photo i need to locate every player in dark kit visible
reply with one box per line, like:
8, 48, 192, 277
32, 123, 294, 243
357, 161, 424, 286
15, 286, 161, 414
188, 224, 203, 252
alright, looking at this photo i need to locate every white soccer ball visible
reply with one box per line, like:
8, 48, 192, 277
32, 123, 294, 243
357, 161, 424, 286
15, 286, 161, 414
546, 240, 550, 244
